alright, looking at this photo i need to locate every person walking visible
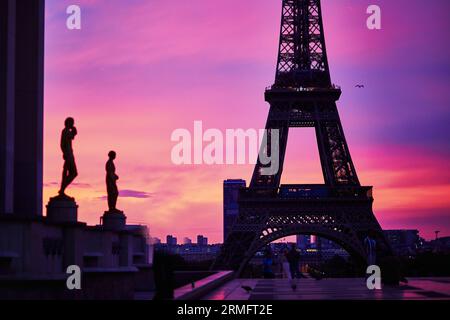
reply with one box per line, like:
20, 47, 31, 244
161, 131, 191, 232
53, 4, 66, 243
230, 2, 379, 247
364, 230, 377, 266
281, 248, 297, 291
281, 248, 291, 279
262, 247, 275, 279
287, 244, 301, 279
287, 245, 302, 291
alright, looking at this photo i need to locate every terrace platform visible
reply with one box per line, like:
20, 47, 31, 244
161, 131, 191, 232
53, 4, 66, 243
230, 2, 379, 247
201, 277, 450, 300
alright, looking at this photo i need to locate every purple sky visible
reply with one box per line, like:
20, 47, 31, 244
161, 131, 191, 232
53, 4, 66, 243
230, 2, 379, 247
44, 0, 450, 242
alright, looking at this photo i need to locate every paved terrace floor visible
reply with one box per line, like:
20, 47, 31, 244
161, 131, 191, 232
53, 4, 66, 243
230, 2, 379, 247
201, 277, 450, 300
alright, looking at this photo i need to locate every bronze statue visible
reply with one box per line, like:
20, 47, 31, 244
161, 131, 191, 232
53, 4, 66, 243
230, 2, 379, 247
58, 117, 78, 198
106, 151, 119, 212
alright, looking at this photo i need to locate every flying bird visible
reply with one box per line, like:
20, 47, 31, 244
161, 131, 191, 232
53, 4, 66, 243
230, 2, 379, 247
355, 84, 365, 88
241, 285, 253, 293
308, 267, 325, 280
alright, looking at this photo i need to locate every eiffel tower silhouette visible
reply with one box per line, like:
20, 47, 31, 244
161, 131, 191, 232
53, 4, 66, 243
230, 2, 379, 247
213, 0, 394, 274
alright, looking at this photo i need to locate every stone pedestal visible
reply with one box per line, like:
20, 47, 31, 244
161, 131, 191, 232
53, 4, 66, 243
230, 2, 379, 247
102, 210, 127, 231
46, 196, 78, 223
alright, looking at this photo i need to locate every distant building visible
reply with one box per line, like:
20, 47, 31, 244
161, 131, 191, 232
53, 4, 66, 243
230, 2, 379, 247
154, 242, 222, 262
151, 237, 161, 244
166, 235, 177, 246
384, 229, 420, 256
428, 236, 450, 253
183, 237, 192, 245
296, 235, 348, 264
223, 179, 246, 242
296, 235, 311, 249
310, 235, 318, 249
178, 243, 221, 262
318, 237, 341, 250
197, 235, 208, 246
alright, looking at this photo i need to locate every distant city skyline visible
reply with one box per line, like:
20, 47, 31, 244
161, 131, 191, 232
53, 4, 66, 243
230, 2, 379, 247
154, 228, 445, 247
43, 0, 450, 242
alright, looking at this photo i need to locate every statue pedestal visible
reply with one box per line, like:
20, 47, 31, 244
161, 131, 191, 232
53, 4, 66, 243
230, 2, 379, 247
102, 210, 127, 231
46, 196, 78, 223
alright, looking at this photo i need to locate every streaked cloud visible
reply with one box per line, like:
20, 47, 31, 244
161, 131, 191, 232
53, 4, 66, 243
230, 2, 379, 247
97, 189, 153, 200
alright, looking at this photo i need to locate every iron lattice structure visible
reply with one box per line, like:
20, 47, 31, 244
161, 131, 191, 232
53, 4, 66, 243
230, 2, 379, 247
213, 0, 393, 273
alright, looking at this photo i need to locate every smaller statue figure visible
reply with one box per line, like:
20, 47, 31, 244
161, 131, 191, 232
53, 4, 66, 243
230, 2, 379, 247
106, 151, 120, 212
58, 117, 78, 199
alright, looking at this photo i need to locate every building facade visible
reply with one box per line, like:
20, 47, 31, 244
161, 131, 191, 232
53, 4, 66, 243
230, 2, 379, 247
0, 2, 154, 299
0, 0, 44, 217
384, 229, 421, 256
223, 179, 246, 242
167, 235, 178, 246
197, 235, 208, 246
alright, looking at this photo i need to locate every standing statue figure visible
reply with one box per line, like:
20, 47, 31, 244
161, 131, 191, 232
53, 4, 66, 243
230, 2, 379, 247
58, 117, 78, 198
106, 151, 120, 212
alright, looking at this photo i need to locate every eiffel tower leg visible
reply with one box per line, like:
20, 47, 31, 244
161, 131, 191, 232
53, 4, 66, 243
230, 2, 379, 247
250, 108, 290, 190
212, 206, 266, 271
315, 103, 359, 186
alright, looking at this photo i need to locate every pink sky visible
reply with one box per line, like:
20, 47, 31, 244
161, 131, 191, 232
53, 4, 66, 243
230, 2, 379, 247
43, 0, 450, 242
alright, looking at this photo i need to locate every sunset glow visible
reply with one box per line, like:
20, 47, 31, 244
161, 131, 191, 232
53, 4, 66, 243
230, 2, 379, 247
44, 0, 450, 242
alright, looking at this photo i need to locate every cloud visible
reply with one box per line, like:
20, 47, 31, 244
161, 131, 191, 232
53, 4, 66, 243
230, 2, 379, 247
44, 181, 91, 188
43, 182, 59, 187
378, 208, 450, 240
98, 189, 153, 200
120, 189, 153, 198
72, 182, 92, 188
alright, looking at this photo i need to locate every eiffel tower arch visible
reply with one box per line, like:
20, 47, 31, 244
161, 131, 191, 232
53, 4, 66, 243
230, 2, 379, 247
213, 0, 394, 273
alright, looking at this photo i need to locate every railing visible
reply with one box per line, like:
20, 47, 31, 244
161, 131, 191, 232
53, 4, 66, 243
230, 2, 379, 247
265, 84, 341, 91
239, 184, 373, 200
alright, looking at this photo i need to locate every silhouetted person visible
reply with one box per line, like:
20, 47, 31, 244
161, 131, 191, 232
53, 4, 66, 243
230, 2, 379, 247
262, 247, 275, 279
58, 117, 78, 197
287, 244, 301, 279
281, 248, 290, 279
364, 230, 377, 266
281, 247, 297, 290
106, 151, 119, 212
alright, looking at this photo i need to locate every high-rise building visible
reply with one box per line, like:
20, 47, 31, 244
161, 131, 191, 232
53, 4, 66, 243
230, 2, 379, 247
223, 179, 246, 242
197, 235, 208, 246
166, 235, 177, 246
183, 237, 192, 245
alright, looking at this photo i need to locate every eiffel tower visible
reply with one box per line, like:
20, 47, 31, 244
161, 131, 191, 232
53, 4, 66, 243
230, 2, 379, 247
213, 0, 393, 273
